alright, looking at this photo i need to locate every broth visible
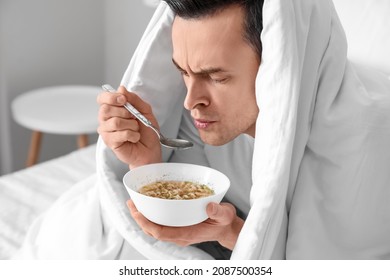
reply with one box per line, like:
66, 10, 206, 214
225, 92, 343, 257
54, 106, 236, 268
138, 180, 214, 200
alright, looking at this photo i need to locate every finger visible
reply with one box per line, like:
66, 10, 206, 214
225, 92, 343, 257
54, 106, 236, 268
127, 199, 148, 224
127, 199, 153, 226
100, 85, 151, 112
127, 200, 209, 244
127, 200, 154, 237
117, 85, 128, 94
126, 200, 177, 241
127, 200, 138, 215
98, 104, 133, 122
98, 130, 141, 147
127, 200, 167, 236
97, 91, 127, 106
206, 202, 236, 225
117, 86, 153, 115
101, 117, 139, 132
100, 85, 154, 118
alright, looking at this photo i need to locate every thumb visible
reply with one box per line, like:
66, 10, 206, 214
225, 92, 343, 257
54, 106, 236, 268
117, 85, 128, 94
206, 202, 236, 225
117, 86, 152, 114
113, 85, 128, 105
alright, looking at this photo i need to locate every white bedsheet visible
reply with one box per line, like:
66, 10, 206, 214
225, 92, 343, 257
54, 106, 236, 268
0, 144, 96, 259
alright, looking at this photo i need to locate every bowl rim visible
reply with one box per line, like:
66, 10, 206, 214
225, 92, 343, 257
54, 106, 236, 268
123, 162, 230, 202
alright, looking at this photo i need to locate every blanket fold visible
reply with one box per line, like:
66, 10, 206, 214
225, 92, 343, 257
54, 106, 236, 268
232, 0, 348, 259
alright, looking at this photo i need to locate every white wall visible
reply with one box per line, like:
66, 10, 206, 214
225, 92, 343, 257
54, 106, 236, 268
104, 0, 156, 86
1, 0, 105, 173
1, 0, 13, 174
0, 0, 156, 174
0, 11, 12, 175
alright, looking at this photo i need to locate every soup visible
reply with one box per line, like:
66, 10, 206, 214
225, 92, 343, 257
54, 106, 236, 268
138, 180, 214, 200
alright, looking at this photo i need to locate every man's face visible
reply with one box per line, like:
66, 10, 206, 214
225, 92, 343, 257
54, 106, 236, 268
172, 5, 260, 146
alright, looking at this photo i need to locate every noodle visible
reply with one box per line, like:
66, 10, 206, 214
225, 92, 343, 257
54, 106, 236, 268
139, 180, 214, 200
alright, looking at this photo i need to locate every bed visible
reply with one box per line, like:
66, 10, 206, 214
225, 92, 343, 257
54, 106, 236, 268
0, 144, 96, 259
0, 0, 389, 260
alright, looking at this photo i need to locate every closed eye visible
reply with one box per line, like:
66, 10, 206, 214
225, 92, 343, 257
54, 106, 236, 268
212, 78, 228, 84
209, 74, 230, 84
172, 57, 230, 83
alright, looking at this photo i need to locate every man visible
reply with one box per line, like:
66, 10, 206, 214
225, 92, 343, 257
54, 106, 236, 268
97, 0, 262, 258
13, 0, 387, 261
97, 0, 390, 260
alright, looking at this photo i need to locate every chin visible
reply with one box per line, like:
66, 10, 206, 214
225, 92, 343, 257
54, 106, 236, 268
200, 133, 232, 146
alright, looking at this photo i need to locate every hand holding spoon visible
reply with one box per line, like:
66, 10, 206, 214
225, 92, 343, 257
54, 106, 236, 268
101, 84, 193, 150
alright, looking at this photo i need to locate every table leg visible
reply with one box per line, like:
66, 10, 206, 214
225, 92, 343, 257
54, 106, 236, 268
77, 134, 89, 148
26, 131, 42, 167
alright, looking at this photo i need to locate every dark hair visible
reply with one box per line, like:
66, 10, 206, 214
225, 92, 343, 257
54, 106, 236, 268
163, 0, 264, 59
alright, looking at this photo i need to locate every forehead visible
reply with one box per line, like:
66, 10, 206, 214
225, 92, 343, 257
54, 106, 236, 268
171, 5, 248, 69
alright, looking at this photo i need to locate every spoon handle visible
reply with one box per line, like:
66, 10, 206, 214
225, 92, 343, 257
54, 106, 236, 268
101, 84, 153, 127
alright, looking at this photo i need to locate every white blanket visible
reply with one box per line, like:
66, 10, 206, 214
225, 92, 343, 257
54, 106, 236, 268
15, 0, 390, 259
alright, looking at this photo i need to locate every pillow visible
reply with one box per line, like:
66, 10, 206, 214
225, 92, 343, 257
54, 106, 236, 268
333, 0, 390, 76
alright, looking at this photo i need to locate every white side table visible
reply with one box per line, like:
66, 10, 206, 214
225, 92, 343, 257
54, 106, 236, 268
11, 85, 101, 167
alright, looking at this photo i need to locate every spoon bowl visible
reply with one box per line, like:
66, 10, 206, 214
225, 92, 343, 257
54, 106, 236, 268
102, 84, 193, 150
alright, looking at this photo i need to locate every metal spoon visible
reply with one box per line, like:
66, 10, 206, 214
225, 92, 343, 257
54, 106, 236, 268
101, 84, 193, 150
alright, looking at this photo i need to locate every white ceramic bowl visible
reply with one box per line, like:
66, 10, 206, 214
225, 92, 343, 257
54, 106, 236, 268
123, 162, 230, 227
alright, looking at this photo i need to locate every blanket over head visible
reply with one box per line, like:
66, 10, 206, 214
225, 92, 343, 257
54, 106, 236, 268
15, 0, 390, 259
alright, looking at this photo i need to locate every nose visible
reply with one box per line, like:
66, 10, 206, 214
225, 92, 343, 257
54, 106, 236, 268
183, 79, 210, 110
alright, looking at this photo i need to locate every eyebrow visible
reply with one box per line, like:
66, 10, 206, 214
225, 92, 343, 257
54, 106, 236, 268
172, 58, 227, 75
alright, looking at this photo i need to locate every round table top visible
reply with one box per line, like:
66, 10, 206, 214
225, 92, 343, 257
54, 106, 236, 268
11, 85, 101, 134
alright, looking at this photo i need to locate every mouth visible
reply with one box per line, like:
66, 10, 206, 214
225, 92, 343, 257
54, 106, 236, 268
193, 118, 216, 129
